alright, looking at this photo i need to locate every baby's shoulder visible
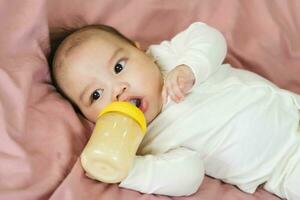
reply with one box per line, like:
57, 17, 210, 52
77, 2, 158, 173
201, 64, 279, 91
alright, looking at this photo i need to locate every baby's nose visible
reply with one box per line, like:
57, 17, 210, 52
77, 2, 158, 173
113, 83, 128, 101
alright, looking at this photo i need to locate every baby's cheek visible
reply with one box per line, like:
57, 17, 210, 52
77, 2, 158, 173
81, 107, 98, 123
145, 112, 155, 124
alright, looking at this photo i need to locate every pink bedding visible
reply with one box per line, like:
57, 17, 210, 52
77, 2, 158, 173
1, 0, 299, 199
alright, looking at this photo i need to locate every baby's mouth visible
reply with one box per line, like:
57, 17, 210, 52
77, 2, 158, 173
128, 97, 148, 113
129, 98, 142, 108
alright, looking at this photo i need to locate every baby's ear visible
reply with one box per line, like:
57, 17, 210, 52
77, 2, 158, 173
134, 41, 141, 49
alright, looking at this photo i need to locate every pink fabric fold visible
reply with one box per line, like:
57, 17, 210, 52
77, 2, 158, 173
0, 1, 89, 199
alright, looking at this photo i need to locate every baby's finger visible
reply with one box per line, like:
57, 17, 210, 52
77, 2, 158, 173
172, 84, 185, 101
173, 77, 185, 98
167, 86, 179, 103
168, 83, 184, 103
178, 76, 191, 94
164, 80, 177, 102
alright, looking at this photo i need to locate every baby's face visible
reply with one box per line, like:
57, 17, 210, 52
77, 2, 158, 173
54, 30, 164, 124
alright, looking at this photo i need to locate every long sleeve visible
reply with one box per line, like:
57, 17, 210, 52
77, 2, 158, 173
119, 147, 204, 196
148, 22, 227, 88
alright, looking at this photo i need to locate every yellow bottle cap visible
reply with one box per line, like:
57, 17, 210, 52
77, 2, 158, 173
98, 102, 147, 134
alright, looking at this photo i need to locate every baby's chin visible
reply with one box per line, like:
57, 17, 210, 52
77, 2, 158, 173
146, 104, 163, 125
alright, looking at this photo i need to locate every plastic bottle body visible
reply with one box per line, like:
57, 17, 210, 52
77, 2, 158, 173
80, 112, 144, 183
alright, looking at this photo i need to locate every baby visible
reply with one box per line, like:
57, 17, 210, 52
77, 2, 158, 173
50, 22, 300, 199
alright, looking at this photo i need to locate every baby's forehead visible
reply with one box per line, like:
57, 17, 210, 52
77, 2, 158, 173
61, 29, 107, 57
54, 29, 115, 67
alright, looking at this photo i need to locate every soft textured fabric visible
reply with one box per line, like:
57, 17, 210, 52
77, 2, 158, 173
1, 0, 300, 199
120, 22, 300, 199
0, 1, 91, 200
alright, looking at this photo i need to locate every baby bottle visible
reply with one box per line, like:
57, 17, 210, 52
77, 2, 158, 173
80, 101, 147, 183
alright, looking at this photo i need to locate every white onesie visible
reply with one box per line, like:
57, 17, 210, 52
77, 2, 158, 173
119, 22, 300, 200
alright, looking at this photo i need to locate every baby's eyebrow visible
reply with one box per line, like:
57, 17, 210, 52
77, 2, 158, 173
108, 48, 123, 67
64, 35, 91, 57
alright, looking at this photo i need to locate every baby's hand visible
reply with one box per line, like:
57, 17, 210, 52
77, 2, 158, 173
162, 65, 195, 104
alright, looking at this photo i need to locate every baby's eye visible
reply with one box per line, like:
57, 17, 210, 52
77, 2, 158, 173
114, 60, 126, 74
90, 89, 103, 103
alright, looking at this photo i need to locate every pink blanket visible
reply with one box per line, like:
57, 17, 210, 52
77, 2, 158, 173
1, 0, 300, 199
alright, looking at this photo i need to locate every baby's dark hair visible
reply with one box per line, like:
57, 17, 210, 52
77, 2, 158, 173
48, 24, 135, 114
48, 24, 135, 67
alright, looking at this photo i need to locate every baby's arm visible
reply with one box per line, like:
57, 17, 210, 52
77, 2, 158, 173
149, 22, 227, 102
119, 147, 204, 196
